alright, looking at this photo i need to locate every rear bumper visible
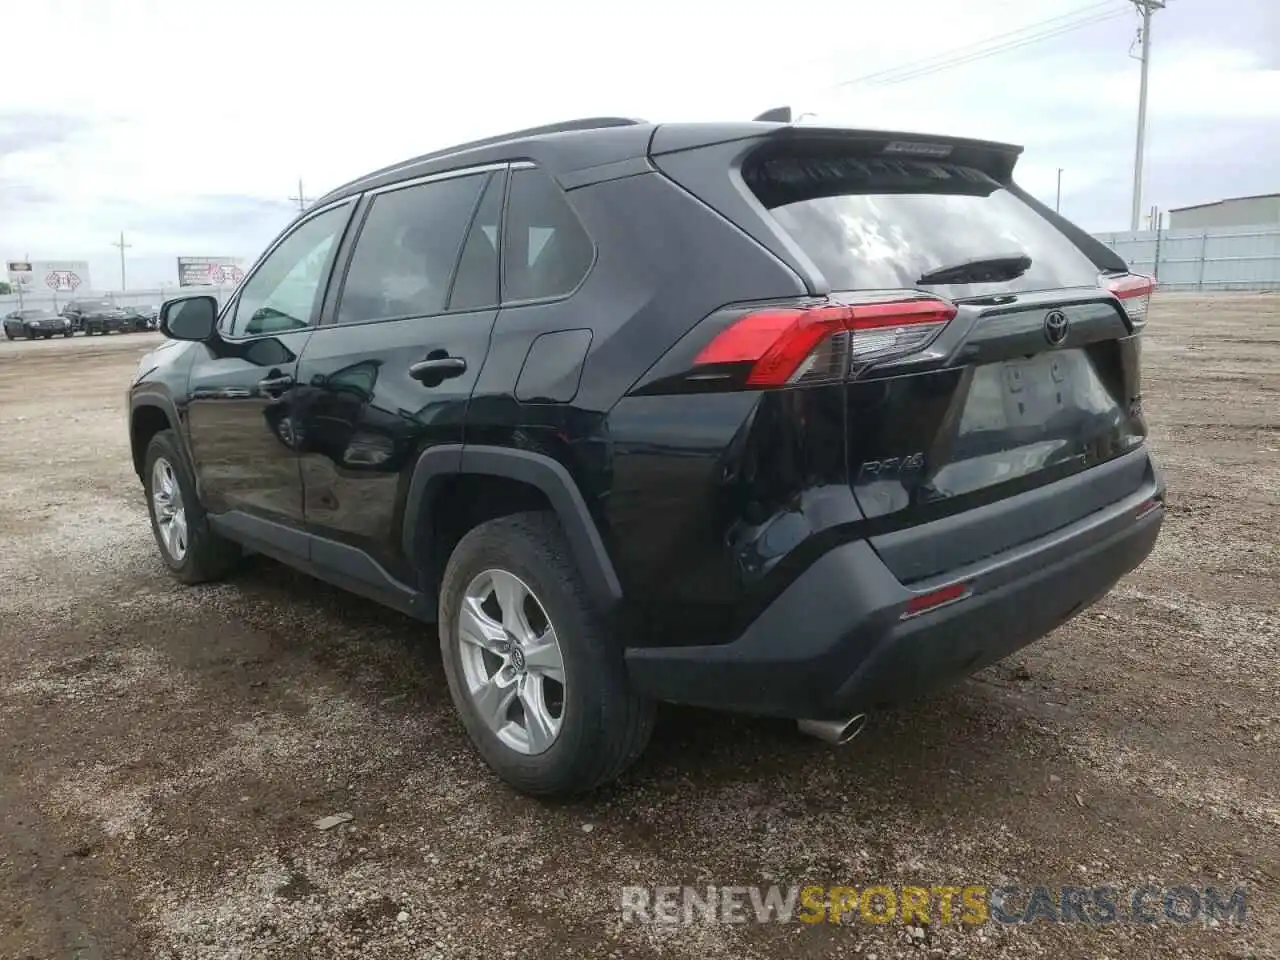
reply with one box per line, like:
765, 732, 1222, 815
625, 453, 1164, 719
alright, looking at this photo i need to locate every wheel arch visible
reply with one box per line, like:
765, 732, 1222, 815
404, 445, 623, 613
129, 394, 182, 479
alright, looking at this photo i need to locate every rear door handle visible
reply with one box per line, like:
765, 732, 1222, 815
409, 356, 467, 383
258, 373, 295, 394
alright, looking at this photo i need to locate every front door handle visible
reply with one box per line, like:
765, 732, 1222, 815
409, 356, 467, 384
258, 373, 295, 395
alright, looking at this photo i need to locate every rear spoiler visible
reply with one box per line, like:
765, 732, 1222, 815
651, 122, 1024, 183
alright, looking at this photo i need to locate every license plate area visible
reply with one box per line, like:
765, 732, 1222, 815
929, 348, 1125, 496
999, 352, 1073, 425
961, 349, 1107, 437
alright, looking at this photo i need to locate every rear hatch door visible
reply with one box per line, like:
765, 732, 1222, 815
656, 128, 1151, 580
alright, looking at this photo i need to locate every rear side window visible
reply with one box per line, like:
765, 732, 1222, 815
448, 171, 504, 312
338, 173, 485, 324
744, 149, 1099, 299
502, 168, 593, 302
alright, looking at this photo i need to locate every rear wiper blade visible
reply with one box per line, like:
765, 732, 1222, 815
917, 253, 1032, 285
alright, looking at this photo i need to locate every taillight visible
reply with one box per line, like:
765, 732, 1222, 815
1104, 273, 1155, 327
693, 297, 956, 388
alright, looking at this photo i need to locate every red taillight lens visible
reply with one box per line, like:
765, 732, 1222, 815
901, 581, 972, 619
693, 305, 850, 386
1104, 273, 1156, 327
693, 298, 956, 388
1134, 496, 1163, 520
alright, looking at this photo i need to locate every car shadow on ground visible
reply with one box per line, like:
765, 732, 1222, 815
217, 551, 1067, 811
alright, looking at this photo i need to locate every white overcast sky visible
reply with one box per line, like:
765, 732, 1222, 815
2, 0, 1277, 289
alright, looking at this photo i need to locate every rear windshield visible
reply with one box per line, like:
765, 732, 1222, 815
743, 150, 1100, 300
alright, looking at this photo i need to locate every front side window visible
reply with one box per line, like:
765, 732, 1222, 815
337, 173, 486, 325
230, 204, 350, 337
502, 168, 593, 303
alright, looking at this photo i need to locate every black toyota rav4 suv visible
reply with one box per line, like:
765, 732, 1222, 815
129, 117, 1164, 795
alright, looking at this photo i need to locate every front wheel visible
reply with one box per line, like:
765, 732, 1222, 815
143, 429, 241, 584
439, 512, 654, 796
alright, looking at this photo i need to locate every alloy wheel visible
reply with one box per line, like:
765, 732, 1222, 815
150, 457, 189, 562
457, 568, 566, 755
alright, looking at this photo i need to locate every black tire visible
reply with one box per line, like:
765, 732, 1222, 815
4, 330, 13, 341
143, 429, 240, 584
438, 512, 654, 796
63, 331, 73, 338
43, 333, 53, 340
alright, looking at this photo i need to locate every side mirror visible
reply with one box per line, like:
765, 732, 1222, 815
159, 295, 218, 342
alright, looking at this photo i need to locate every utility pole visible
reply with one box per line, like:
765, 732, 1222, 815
1056, 168, 1064, 213
1129, 0, 1165, 231
111, 232, 132, 291
15, 251, 28, 311
289, 178, 314, 213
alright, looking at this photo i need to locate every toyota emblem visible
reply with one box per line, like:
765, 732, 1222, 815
1043, 310, 1069, 347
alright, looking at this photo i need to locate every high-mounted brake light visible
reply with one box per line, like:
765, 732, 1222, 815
1104, 273, 1156, 327
693, 298, 956, 388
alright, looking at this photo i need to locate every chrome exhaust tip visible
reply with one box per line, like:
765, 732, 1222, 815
797, 714, 867, 746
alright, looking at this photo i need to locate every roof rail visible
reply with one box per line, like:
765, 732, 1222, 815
319, 117, 647, 202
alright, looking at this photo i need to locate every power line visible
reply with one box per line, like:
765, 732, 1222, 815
839, 1, 1114, 87
837, 1, 1128, 89
867, 9, 1130, 87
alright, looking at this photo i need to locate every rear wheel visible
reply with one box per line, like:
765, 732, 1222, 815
143, 429, 240, 584
439, 512, 654, 796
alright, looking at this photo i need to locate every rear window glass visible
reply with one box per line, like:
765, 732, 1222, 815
744, 151, 1099, 299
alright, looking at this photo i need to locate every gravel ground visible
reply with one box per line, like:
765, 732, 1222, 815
0, 295, 1276, 960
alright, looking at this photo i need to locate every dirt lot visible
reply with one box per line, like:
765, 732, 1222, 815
1, 295, 1277, 960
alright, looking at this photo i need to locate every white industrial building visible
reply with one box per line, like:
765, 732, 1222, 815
1168, 193, 1280, 230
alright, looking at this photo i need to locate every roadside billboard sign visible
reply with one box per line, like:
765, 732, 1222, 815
7, 259, 91, 291
177, 257, 245, 287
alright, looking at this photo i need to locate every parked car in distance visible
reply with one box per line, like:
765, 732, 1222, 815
3, 308, 73, 340
62, 298, 131, 335
122, 304, 159, 331
128, 116, 1164, 797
